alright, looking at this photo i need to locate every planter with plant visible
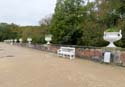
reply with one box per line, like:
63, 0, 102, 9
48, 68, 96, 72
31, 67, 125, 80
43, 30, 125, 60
103, 27, 122, 47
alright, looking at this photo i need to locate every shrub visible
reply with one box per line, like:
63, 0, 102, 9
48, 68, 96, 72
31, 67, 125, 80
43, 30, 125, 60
105, 27, 119, 32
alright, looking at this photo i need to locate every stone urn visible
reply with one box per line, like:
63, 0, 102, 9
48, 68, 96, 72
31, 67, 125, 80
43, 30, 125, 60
19, 38, 23, 44
103, 30, 122, 47
10, 39, 13, 45
45, 34, 52, 45
27, 37, 32, 44
14, 39, 17, 43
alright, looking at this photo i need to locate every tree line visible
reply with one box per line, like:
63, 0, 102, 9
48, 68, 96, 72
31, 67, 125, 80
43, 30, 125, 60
0, 0, 125, 47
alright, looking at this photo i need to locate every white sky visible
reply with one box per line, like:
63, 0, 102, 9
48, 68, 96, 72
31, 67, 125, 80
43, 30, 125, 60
0, 0, 56, 26
0, 0, 94, 26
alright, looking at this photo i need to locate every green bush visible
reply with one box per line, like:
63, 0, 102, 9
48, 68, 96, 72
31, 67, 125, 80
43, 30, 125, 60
105, 27, 119, 32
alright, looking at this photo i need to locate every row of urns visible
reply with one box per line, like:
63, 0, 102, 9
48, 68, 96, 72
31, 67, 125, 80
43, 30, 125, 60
4, 37, 32, 45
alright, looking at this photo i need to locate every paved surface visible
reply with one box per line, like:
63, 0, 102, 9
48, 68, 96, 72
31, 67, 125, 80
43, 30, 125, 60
0, 43, 125, 87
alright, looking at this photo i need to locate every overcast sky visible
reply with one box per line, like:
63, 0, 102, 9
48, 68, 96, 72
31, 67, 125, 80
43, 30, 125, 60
0, 0, 56, 26
0, 0, 94, 26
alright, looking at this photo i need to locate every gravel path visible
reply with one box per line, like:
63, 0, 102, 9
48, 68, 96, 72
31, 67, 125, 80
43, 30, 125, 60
0, 43, 125, 87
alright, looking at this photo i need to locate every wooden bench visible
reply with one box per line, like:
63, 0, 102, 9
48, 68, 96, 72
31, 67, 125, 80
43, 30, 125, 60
57, 47, 75, 59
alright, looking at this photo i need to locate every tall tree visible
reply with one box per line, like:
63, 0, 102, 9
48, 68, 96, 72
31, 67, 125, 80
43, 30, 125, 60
50, 0, 85, 44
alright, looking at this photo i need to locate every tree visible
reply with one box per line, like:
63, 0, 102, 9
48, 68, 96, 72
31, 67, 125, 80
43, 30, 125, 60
39, 15, 52, 34
0, 23, 19, 41
50, 0, 85, 44
94, 0, 125, 47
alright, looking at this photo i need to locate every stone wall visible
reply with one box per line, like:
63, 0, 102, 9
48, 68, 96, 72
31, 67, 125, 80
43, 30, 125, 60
12, 43, 125, 66
120, 52, 125, 65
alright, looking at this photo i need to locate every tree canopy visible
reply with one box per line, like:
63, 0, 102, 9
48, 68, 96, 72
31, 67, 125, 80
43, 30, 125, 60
0, 0, 125, 47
